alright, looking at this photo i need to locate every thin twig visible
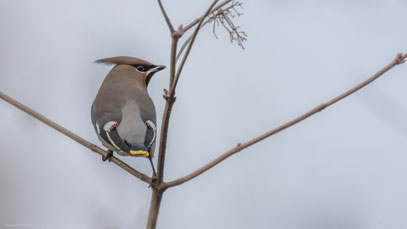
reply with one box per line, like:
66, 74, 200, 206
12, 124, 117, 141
170, 0, 220, 96
176, 36, 192, 63
176, 1, 245, 62
210, 2, 247, 49
163, 53, 407, 189
155, 26, 180, 185
157, 0, 175, 33
176, 18, 213, 62
0, 92, 152, 184
169, 37, 179, 87
182, 0, 231, 33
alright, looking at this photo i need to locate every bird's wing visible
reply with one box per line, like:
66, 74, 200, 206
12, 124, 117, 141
91, 96, 132, 154
136, 95, 157, 155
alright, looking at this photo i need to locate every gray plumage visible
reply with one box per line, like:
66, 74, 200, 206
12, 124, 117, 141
91, 56, 165, 158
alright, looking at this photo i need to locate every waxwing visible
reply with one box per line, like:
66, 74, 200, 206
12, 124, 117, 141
91, 56, 165, 175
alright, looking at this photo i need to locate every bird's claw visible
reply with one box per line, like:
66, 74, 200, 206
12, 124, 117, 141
147, 156, 157, 188
102, 150, 113, 162
148, 175, 158, 188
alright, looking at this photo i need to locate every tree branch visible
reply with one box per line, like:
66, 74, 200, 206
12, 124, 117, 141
182, 0, 231, 33
176, 36, 192, 63
169, 37, 179, 87
149, 2, 225, 227
156, 92, 175, 183
156, 0, 220, 184
176, 1, 245, 62
157, 0, 175, 34
0, 92, 152, 184
176, 19, 211, 63
170, 0, 220, 96
155, 26, 180, 185
163, 53, 407, 189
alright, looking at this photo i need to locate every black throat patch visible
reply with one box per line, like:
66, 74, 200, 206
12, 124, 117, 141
132, 64, 156, 86
145, 72, 156, 86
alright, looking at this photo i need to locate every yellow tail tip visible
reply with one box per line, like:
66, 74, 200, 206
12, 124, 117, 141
129, 150, 149, 157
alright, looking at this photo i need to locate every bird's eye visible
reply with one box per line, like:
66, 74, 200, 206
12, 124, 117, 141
136, 65, 145, 72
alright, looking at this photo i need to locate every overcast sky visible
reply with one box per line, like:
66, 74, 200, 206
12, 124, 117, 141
1, 0, 407, 228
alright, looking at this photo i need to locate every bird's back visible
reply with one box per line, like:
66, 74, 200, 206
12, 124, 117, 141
91, 65, 156, 152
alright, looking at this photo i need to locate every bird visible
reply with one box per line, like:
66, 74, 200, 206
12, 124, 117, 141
91, 56, 165, 177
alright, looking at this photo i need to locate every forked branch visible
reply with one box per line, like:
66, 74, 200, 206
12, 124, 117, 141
156, 0, 220, 184
170, 0, 220, 96
163, 53, 407, 189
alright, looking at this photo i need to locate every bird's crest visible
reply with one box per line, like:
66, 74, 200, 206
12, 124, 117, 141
95, 56, 153, 66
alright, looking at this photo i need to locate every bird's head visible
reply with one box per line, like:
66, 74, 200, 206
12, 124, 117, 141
133, 63, 166, 86
96, 56, 166, 87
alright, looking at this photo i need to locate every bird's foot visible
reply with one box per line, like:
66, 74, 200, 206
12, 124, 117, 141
102, 150, 113, 162
148, 174, 158, 189
148, 157, 158, 188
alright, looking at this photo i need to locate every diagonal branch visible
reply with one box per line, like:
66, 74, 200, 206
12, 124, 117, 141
176, 36, 193, 63
157, 0, 175, 33
176, 19, 211, 63
162, 53, 407, 189
170, 0, 220, 96
0, 92, 152, 184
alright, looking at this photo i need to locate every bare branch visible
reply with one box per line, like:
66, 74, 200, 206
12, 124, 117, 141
0, 92, 152, 184
170, 0, 220, 96
209, 1, 247, 49
176, 36, 192, 63
155, 27, 181, 184
149, 3, 225, 227
176, 1, 245, 62
169, 38, 179, 87
157, 0, 175, 33
182, 0, 232, 33
163, 53, 407, 189
176, 18, 214, 62
146, 189, 165, 229
156, 97, 175, 183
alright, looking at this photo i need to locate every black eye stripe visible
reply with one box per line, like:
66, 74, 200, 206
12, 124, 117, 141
134, 64, 154, 72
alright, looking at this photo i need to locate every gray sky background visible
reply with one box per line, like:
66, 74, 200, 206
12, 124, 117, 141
1, 0, 407, 228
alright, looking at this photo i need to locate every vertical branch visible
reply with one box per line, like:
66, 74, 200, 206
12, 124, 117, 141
156, 101, 174, 182
158, 0, 220, 183
147, 2, 221, 228
146, 189, 165, 229
156, 31, 180, 183
169, 38, 179, 87
170, 0, 220, 96
148, 1, 246, 228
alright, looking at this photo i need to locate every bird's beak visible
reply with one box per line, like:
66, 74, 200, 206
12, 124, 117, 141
153, 65, 166, 72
